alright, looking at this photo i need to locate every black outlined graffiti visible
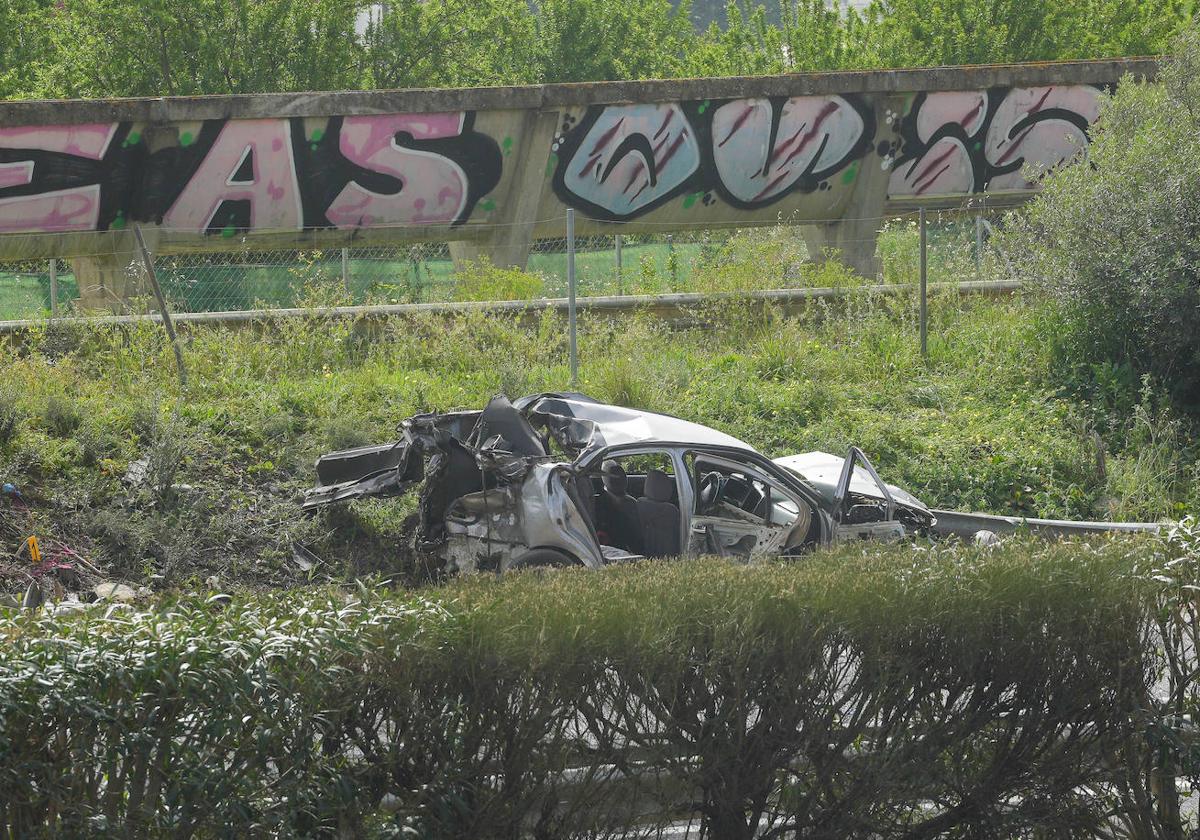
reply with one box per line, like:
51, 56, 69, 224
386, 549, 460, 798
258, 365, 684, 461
552, 95, 875, 220
0, 123, 141, 233
0, 113, 502, 236
710, 95, 872, 208
885, 85, 1105, 197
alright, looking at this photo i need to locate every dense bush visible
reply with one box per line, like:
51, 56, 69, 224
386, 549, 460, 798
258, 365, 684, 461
1002, 30, 1200, 411
0, 541, 1175, 837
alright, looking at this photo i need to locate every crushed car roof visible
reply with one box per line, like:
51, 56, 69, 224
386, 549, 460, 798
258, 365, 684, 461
516, 393, 755, 456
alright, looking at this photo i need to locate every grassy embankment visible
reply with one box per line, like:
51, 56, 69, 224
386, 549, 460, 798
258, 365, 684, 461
0, 224, 1195, 593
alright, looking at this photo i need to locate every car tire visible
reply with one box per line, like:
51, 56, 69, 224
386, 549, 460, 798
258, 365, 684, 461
507, 547, 579, 570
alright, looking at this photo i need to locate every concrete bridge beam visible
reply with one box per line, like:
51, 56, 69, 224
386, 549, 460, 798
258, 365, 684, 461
0, 58, 1155, 303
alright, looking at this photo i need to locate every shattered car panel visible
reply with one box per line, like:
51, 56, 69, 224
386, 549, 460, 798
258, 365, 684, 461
773, 451, 928, 513
516, 393, 754, 456
305, 393, 954, 573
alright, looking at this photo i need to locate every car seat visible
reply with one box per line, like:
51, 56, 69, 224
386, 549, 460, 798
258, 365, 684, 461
637, 468, 680, 558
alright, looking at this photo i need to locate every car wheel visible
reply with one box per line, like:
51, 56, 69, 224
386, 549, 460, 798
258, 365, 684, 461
507, 547, 579, 571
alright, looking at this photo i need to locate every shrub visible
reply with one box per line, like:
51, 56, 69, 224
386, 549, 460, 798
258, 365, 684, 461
1000, 29, 1200, 410
0, 543, 1160, 837
41, 393, 81, 438
451, 258, 543, 302
0, 389, 19, 447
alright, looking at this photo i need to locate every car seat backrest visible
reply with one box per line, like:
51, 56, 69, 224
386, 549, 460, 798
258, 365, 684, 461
644, 468, 674, 503
638, 469, 680, 557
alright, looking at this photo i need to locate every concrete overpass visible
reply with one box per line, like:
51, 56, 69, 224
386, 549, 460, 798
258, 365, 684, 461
0, 58, 1156, 308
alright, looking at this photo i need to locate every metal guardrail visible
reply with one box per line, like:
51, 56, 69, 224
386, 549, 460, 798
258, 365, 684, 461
0, 280, 1022, 336
931, 508, 1162, 538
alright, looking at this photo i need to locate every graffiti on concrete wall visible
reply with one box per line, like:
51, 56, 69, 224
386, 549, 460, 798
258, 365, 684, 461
0, 123, 135, 233
0, 81, 1115, 240
552, 95, 875, 220
885, 85, 1104, 197
0, 113, 502, 235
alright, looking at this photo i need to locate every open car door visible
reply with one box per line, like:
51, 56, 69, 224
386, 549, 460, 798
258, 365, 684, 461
688, 453, 812, 558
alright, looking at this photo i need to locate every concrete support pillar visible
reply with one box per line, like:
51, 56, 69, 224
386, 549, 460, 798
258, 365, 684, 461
72, 252, 145, 313
802, 97, 898, 280
802, 219, 882, 279
451, 110, 560, 274
449, 239, 528, 271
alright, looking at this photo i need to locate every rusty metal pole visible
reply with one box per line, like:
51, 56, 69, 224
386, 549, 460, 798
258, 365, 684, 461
567, 210, 578, 388
919, 208, 928, 358
975, 197, 985, 282
134, 225, 188, 389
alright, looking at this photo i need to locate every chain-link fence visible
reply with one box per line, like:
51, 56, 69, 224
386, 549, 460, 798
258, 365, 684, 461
0, 207, 1009, 321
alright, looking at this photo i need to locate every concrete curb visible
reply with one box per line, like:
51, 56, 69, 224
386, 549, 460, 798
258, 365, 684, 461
0, 280, 1022, 336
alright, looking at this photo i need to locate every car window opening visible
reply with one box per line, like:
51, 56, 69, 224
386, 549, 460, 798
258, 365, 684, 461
585, 452, 681, 558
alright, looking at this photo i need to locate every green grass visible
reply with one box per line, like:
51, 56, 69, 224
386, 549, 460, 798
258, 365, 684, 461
0, 265, 1195, 596
0, 275, 48, 320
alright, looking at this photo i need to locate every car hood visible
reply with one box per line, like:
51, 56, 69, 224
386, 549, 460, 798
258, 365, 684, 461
773, 451, 930, 513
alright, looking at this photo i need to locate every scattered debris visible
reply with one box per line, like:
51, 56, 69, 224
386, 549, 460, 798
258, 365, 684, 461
291, 543, 321, 573
93, 581, 136, 602
124, 456, 150, 487
21, 580, 42, 610
17, 535, 41, 564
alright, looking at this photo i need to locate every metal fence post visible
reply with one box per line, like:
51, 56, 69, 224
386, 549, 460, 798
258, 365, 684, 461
919, 207, 928, 358
667, 234, 676, 285
567, 210, 578, 388
410, 248, 421, 303
48, 259, 58, 318
341, 247, 350, 295
134, 225, 188, 388
614, 234, 623, 296
974, 197, 985, 282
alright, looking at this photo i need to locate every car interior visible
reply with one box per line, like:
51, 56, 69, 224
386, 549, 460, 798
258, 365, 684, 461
581, 455, 682, 558
691, 455, 816, 555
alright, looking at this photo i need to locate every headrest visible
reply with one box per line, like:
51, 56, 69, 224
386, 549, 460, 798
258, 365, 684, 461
601, 459, 626, 478
601, 459, 628, 496
644, 469, 673, 502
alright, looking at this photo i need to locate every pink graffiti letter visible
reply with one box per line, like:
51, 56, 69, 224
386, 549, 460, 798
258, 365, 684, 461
326, 114, 469, 228
0, 123, 116, 233
163, 119, 302, 232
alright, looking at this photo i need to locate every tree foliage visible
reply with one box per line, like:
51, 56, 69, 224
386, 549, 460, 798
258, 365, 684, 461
35, 0, 363, 98
856, 0, 1186, 67
361, 0, 538, 89
1000, 28, 1200, 410
0, 0, 1191, 99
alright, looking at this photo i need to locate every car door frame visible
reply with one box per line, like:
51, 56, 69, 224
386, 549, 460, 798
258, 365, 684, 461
574, 443, 694, 558
578, 443, 832, 557
684, 449, 813, 557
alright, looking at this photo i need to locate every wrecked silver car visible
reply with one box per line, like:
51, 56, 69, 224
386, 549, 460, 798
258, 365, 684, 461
303, 393, 938, 574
